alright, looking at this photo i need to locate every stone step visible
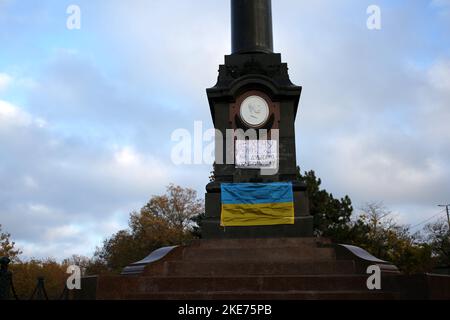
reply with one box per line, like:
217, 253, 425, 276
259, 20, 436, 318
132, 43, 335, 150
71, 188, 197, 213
133, 275, 370, 292
125, 290, 400, 300
161, 260, 356, 276
190, 237, 331, 249
182, 247, 335, 262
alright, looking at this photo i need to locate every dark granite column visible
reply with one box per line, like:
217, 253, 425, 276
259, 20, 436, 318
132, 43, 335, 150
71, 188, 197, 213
231, 0, 274, 54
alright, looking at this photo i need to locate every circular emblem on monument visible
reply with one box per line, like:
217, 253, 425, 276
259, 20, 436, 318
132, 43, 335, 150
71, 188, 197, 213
239, 95, 270, 128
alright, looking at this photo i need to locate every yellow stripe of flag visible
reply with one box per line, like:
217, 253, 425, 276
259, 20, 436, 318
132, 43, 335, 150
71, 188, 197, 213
221, 202, 295, 227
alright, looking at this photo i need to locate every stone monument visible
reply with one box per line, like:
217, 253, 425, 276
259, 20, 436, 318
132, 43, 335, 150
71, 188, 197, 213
203, 0, 313, 238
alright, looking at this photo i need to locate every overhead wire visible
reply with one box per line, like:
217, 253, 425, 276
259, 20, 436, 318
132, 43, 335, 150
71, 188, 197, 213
410, 209, 446, 230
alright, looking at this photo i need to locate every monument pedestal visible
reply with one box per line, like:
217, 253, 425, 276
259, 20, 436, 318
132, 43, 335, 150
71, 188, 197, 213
83, 237, 449, 300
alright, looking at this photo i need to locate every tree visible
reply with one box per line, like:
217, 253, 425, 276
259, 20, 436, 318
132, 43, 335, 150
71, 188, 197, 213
84, 257, 111, 276
0, 224, 22, 262
424, 219, 450, 268
93, 230, 137, 273
342, 202, 433, 274
296, 168, 353, 238
356, 202, 397, 257
93, 184, 204, 273
62, 255, 92, 276
141, 184, 204, 230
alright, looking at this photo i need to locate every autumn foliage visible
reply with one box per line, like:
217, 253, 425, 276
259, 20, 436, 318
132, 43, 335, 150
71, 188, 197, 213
89, 184, 204, 273
9, 259, 68, 299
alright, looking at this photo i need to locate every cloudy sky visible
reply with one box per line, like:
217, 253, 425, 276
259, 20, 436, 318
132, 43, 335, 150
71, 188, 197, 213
1, 0, 449, 260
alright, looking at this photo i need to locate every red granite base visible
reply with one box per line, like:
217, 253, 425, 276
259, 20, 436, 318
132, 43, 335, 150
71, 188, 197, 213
76, 238, 450, 300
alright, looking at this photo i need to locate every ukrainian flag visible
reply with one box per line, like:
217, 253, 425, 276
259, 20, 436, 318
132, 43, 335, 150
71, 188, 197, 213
221, 182, 295, 227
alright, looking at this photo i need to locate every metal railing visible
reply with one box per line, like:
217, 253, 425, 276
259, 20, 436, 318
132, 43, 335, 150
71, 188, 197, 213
0, 256, 70, 300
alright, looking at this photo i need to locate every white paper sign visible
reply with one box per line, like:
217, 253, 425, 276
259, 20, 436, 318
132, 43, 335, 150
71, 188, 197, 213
235, 140, 278, 169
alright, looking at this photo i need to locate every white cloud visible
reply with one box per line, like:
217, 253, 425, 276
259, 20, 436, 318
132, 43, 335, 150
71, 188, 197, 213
95, 0, 229, 109
321, 133, 448, 204
0, 99, 32, 125
114, 146, 140, 166
0, 99, 47, 129
428, 59, 450, 92
432, 0, 450, 8
23, 175, 39, 189
44, 224, 81, 241
0, 95, 175, 259
0, 73, 12, 92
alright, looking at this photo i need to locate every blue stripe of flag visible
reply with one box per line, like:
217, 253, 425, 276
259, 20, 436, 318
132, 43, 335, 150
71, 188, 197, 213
221, 182, 293, 205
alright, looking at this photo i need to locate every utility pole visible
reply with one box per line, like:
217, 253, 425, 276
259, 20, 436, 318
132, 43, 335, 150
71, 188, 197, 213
438, 204, 450, 230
